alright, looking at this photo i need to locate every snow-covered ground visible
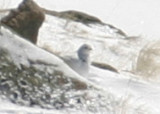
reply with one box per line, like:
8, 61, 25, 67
1, 0, 160, 114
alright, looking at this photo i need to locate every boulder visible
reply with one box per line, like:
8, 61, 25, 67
1, 0, 45, 44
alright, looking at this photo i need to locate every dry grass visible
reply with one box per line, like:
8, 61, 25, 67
135, 41, 160, 80
115, 95, 150, 114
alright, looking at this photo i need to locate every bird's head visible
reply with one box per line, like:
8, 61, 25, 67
77, 44, 92, 62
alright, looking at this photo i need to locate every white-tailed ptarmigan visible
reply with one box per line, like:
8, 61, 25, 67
62, 44, 92, 76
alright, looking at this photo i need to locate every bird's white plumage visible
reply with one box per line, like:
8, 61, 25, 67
62, 44, 92, 76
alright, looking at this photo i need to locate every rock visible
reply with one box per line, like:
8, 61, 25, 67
43, 8, 103, 25
43, 8, 127, 36
92, 62, 118, 73
0, 0, 45, 44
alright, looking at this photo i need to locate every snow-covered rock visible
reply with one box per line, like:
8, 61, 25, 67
0, 28, 96, 108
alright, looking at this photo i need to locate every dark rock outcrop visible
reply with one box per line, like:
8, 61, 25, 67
1, 0, 45, 44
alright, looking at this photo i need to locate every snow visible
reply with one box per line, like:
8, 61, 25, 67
90, 67, 160, 113
1, 0, 160, 114
38, 15, 141, 71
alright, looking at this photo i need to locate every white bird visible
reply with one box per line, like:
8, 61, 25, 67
62, 44, 92, 76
